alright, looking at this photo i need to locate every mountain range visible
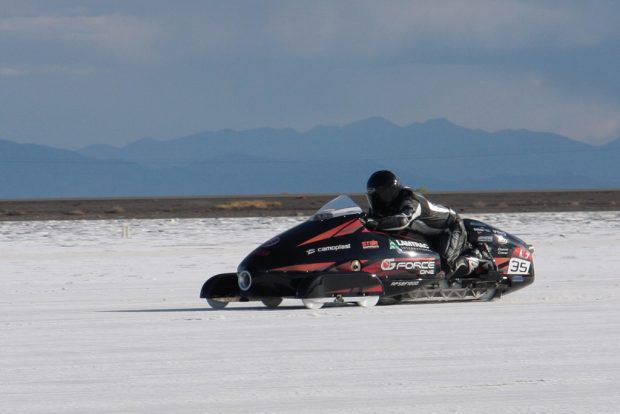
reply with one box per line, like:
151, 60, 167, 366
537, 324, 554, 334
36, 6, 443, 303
1, 117, 619, 199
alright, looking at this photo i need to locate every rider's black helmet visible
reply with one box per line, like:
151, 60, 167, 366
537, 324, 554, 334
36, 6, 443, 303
366, 170, 402, 215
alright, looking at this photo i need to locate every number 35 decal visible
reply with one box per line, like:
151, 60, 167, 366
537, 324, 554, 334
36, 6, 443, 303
507, 258, 531, 275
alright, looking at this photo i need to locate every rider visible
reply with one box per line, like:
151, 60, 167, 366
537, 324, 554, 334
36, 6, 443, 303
365, 170, 479, 279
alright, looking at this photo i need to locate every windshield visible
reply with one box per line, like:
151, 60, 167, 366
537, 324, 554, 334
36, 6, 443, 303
311, 195, 363, 221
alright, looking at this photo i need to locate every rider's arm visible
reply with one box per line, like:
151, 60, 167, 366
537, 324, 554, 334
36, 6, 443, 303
373, 194, 421, 231
420, 197, 459, 229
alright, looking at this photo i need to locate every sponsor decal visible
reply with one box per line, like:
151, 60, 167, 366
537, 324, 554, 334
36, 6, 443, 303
507, 258, 531, 275
317, 243, 351, 253
477, 235, 494, 243
389, 280, 420, 287
497, 247, 510, 256
477, 233, 508, 244
389, 240, 402, 251
492, 229, 507, 236
473, 227, 488, 233
380, 258, 435, 275
394, 239, 430, 250
381, 259, 395, 271
361, 240, 380, 249
306, 248, 316, 255
514, 246, 532, 261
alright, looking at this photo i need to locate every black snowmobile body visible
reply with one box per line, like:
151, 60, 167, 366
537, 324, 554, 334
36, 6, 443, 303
200, 196, 534, 309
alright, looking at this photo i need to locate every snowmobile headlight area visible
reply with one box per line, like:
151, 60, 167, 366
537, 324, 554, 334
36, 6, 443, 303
238, 271, 252, 291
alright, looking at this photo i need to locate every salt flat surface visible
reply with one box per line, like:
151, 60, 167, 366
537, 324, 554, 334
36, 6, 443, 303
1, 212, 620, 413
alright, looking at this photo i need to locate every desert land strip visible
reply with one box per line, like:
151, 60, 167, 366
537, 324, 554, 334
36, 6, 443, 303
0, 189, 618, 221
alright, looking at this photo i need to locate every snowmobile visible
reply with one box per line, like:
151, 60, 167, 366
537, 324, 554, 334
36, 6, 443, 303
200, 195, 534, 309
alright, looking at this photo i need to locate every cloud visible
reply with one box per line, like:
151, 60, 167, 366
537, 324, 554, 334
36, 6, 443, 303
2, 2, 615, 63
0, 65, 97, 77
0, 14, 162, 61
1, 2, 618, 147
344, 64, 620, 143
264, 0, 617, 59
0, 66, 26, 76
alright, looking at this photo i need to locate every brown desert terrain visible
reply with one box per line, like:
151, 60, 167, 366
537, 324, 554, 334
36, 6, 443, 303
1, 189, 618, 221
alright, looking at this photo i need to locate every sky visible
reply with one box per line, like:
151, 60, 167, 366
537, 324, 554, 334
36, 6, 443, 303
1, 0, 619, 149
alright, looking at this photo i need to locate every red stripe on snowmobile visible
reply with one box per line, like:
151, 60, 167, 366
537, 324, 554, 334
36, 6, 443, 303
329, 288, 354, 294
362, 263, 382, 273
495, 257, 510, 268
333, 219, 364, 237
362, 285, 384, 293
298, 219, 358, 246
272, 262, 336, 272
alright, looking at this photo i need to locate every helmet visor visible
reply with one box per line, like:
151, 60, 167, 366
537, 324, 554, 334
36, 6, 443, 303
367, 185, 399, 214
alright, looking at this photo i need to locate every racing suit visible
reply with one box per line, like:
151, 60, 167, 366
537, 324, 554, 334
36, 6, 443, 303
367, 187, 467, 272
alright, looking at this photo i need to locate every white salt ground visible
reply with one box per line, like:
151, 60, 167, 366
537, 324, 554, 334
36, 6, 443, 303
1, 212, 619, 413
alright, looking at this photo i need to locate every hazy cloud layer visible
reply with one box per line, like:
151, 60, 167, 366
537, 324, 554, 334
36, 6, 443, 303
0, 14, 161, 61
266, 1, 614, 58
0, 0, 619, 147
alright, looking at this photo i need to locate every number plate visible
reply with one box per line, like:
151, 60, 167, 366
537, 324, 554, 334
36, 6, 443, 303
507, 258, 531, 275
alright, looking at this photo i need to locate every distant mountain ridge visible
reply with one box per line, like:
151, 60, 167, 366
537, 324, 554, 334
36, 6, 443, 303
1, 118, 619, 198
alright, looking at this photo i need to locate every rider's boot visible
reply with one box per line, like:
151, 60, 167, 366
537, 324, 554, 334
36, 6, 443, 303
448, 255, 480, 280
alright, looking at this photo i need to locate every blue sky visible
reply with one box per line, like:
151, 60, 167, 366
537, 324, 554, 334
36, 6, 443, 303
1, 0, 619, 148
